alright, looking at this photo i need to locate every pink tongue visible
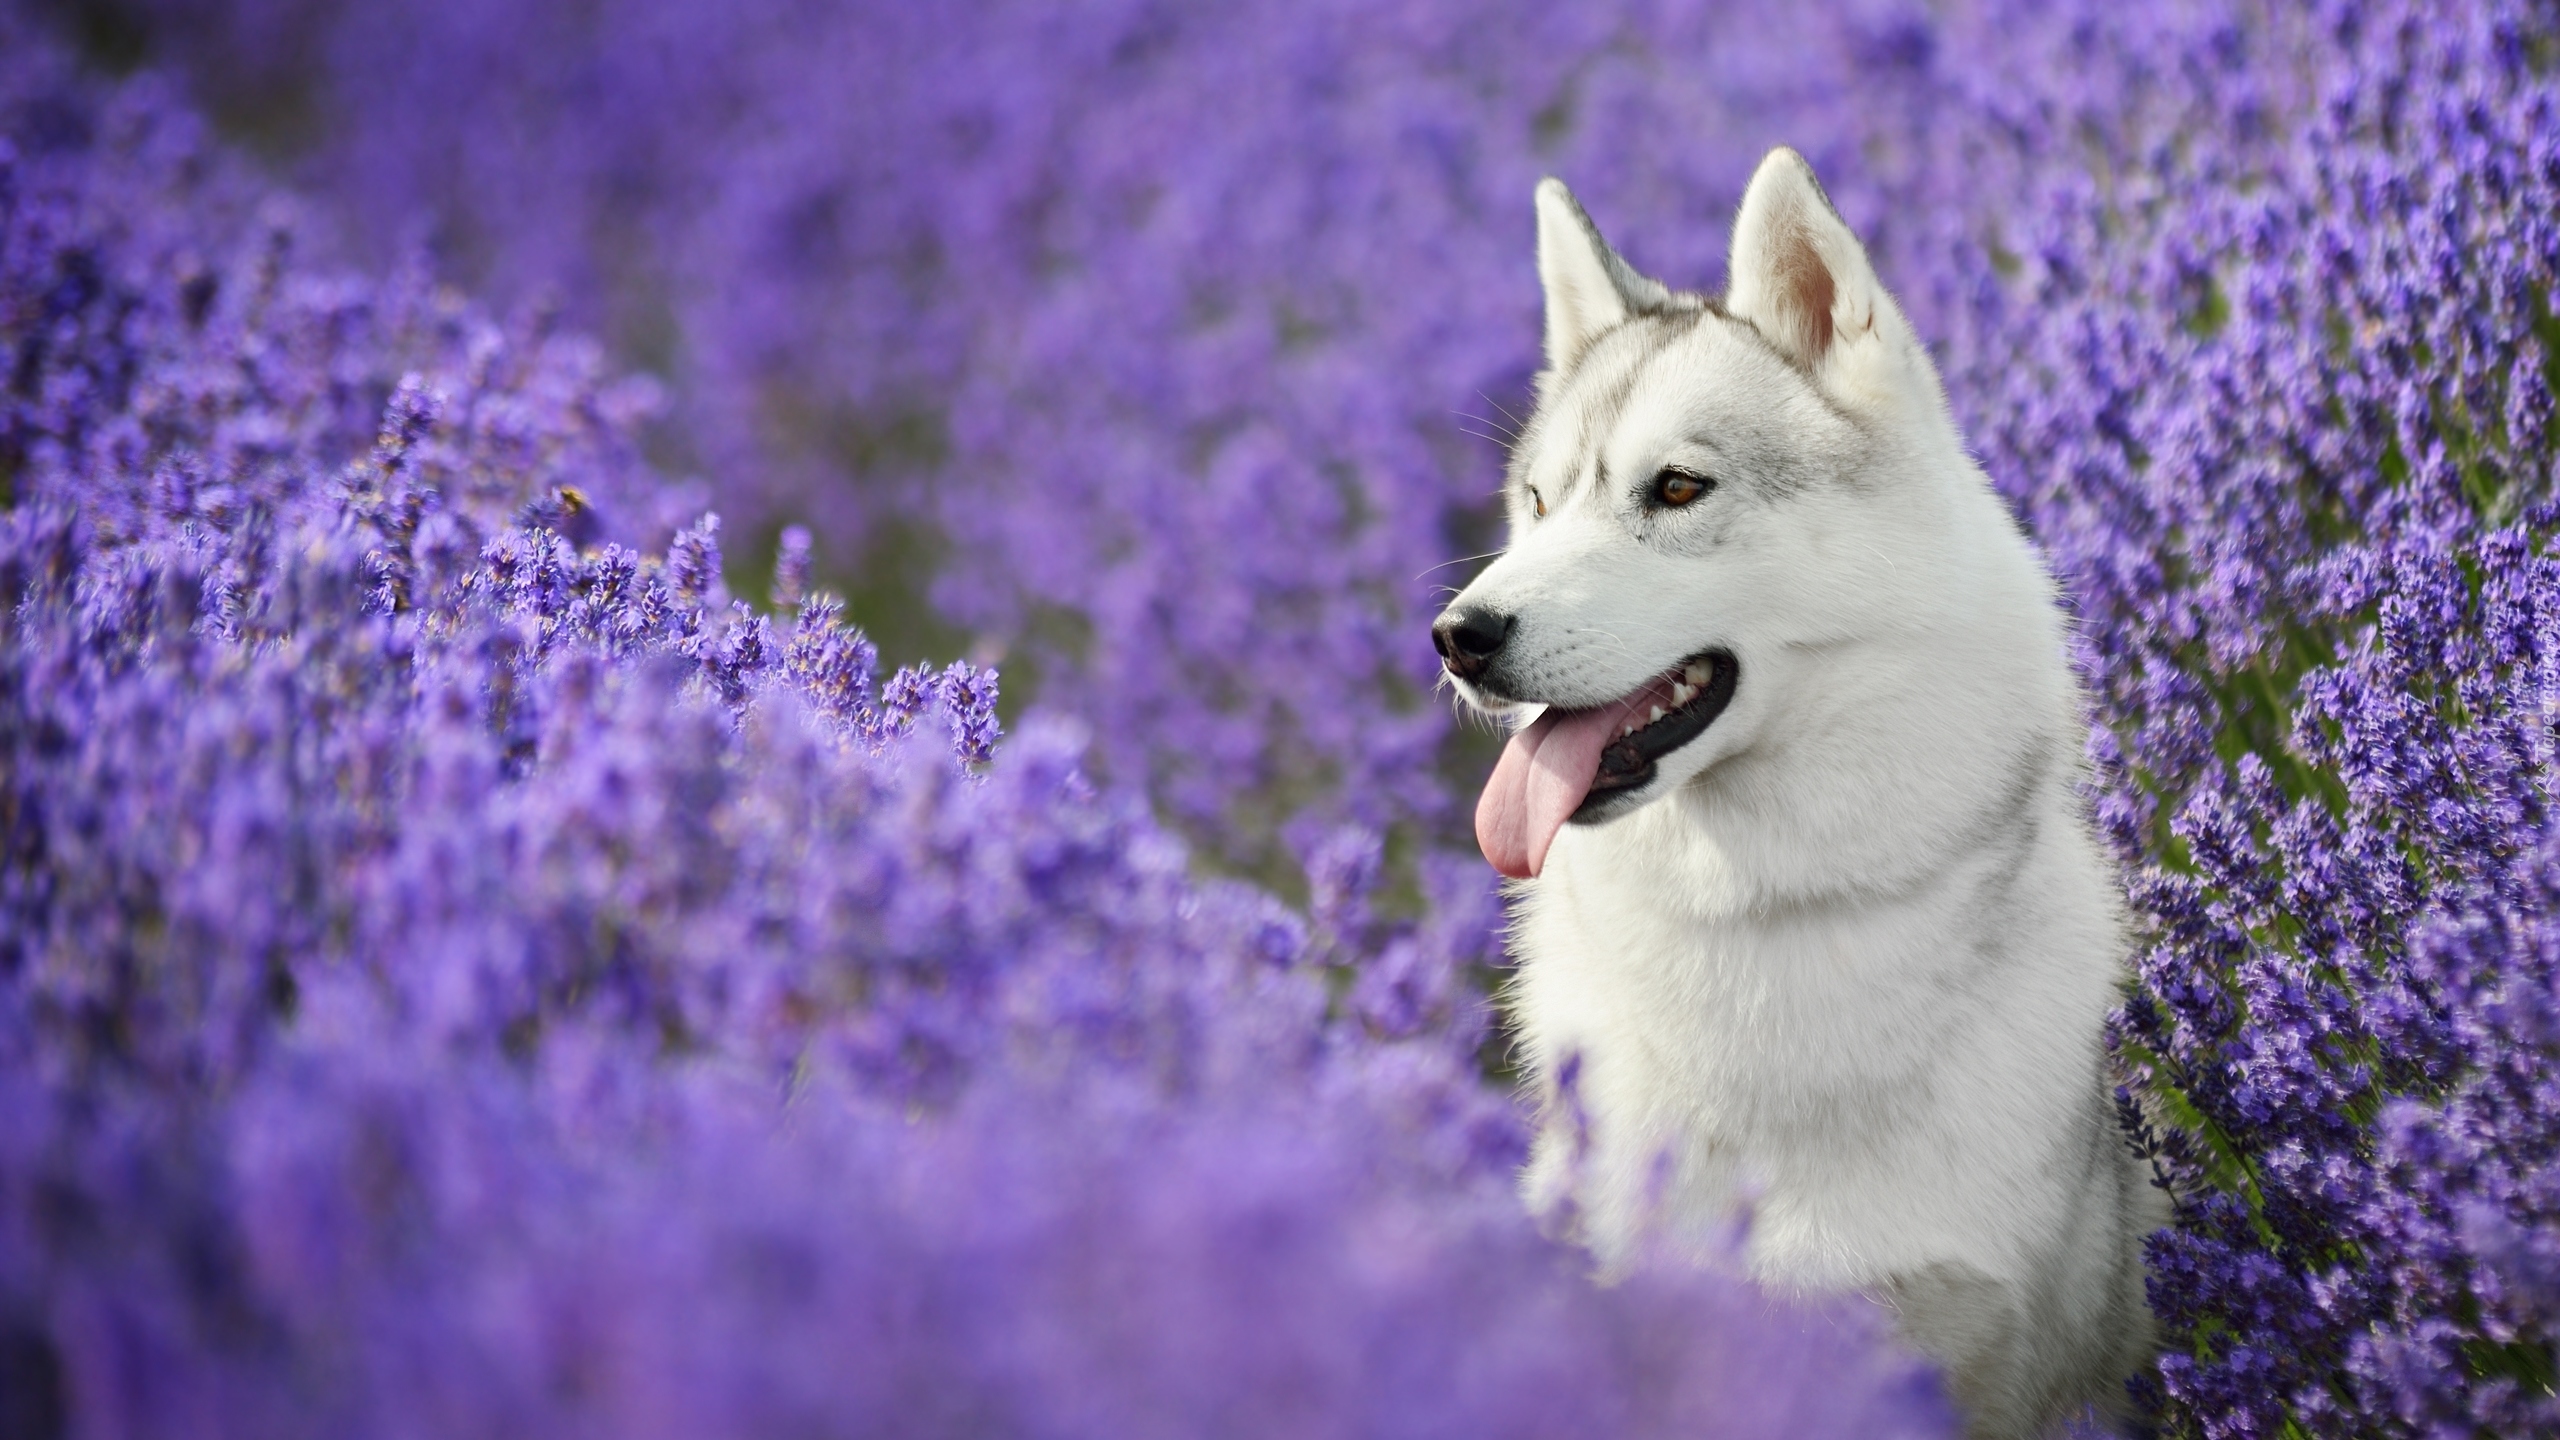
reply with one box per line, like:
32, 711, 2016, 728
1474, 694, 1652, 880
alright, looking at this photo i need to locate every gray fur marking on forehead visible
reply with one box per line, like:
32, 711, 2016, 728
1517, 300, 1850, 506
1539, 309, 1708, 500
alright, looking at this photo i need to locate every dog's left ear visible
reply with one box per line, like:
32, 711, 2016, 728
1724, 148, 1885, 371
1536, 178, 1674, 372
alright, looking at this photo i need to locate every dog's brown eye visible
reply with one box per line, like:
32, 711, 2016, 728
1530, 487, 1547, 518
1652, 468, 1712, 508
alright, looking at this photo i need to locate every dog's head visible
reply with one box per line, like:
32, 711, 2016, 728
1440, 148, 1975, 880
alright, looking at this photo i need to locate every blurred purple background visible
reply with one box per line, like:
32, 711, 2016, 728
11, 2, 2560, 1433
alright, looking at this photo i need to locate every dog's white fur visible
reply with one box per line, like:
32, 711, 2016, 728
1441, 150, 2163, 1438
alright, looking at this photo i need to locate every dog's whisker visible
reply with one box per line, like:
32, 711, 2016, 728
1415, 551, 1505, 583
1475, 390, 1528, 436
1454, 404, 1523, 447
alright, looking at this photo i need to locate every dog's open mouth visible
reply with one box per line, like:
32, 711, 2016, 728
1474, 650, 1738, 880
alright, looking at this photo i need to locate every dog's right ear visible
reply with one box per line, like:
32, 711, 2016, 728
1536, 179, 1672, 372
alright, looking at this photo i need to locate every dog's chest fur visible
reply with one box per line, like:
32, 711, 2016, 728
1508, 731, 2159, 1436
1514, 770, 2111, 1268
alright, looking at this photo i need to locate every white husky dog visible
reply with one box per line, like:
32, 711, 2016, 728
1432, 149, 2163, 1438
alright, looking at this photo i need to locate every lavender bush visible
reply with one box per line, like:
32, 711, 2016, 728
1968, 9, 2560, 1433
18, 0, 2560, 1433
0, 24, 1953, 1437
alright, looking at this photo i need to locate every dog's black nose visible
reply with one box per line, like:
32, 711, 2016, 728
1432, 606, 1513, 681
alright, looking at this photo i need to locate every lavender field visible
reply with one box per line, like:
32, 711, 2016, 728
5, 0, 2559, 1434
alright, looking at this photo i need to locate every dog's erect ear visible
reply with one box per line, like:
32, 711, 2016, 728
1536, 178, 1673, 372
1724, 148, 1882, 370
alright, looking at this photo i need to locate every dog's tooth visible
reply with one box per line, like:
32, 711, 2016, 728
1683, 662, 1709, 686
1648, 706, 1665, 723
1672, 682, 1695, 706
